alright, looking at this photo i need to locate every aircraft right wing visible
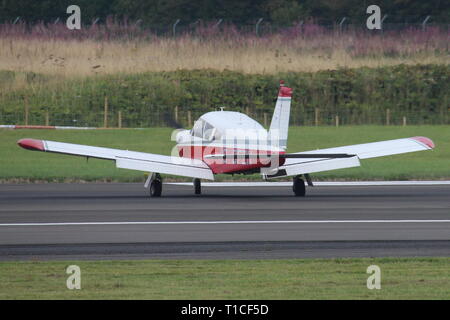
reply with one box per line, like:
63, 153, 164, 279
262, 136, 435, 178
17, 138, 214, 180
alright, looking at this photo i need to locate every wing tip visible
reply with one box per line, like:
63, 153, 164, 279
17, 138, 45, 151
411, 136, 435, 149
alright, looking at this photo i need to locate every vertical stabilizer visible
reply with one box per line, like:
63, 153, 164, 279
269, 81, 292, 150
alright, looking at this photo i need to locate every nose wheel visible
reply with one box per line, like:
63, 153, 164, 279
193, 178, 201, 195
293, 175, 306, 197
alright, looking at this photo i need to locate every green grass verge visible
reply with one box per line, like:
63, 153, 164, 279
0, 258, 448, 299
0, 125, 449, 182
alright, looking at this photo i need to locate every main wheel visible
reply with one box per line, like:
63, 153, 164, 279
293, 176, 306, 197
150, 179, 162, 197
193, 178, 201, 195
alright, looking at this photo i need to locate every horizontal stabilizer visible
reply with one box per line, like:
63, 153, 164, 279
262, 156, 361, 179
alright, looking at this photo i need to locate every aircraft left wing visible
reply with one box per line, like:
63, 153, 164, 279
262, 136, 434, 178
17, 138, 214, 180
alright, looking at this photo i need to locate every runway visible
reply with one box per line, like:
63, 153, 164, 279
0, 182, 449, 260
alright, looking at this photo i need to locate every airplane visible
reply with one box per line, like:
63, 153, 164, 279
17, 81, 435, 197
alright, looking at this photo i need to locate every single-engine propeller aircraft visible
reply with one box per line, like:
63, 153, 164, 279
18, 81, 435, 197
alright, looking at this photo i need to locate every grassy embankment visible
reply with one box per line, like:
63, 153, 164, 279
1, 65, 448, 128
1, 26, 448, 77
1, 125, 448, 182
0, 258, 448, 299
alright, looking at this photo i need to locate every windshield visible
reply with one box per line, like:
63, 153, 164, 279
191, 119, 204, 138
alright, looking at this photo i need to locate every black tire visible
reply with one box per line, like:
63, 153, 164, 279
194, 178, 201, 195
150, 179, 162, 197
293, 176, 306, 197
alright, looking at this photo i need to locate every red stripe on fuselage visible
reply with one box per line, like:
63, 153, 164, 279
178, 145, 285, 174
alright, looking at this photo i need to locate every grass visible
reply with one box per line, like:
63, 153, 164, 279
0, 125, 449, 182
0, 24, 448, 77
0, 257, 448, 299
2, 38, 446, 77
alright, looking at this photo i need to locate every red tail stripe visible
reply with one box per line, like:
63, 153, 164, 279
278, 86, 292, 98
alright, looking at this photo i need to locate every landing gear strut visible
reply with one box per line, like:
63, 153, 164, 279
293, 175, 306, 197
193, 178, 201, 195
147, 173, 162, 197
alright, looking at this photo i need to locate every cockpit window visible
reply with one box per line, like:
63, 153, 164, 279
203, 122, 215, 140
191, 120, 204, 138
191, 118, 223, 140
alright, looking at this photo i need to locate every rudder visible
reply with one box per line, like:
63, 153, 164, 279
269, 81, 292, 150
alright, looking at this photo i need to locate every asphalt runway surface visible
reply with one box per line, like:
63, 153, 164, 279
0, 183, 449, 260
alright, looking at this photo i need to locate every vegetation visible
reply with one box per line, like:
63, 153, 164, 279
1, 125, 448, 182
0, 257, 448, 299
0, 65, 448, 127
1, 0, 449, 26
0, 22, 447, 77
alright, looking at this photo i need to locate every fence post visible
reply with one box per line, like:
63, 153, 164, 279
214, 19, 223, 28
335, 115, 339, 127
381, 14, 388, 31
256, 18, 263, 36
118, 111, 122, 128
24, 96, 29, 125
315, 108, 320, 126
104, 96, 108, 128
187, 110, 192, 128
386, 108, 390, 125
45, 110, 49, 126
173, 19, 180, 37
403, 116, 407, 126
263, 112, 268, 127
174, 106, 179, 123
338, 17, 347, 33
422, 16, 431, 31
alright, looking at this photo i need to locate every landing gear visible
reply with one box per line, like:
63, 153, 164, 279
148, 173, 162, 197
293, 175, 306, 197
193, 178, 201, 195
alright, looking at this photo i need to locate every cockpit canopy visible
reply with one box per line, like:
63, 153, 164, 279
190, 111, 266, 141
191, 118, 216, 140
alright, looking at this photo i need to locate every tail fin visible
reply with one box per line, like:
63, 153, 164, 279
269, 80, 292, 150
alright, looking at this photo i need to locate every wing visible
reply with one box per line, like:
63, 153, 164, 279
263, 136, 434, 178
17, 138, 214, 180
